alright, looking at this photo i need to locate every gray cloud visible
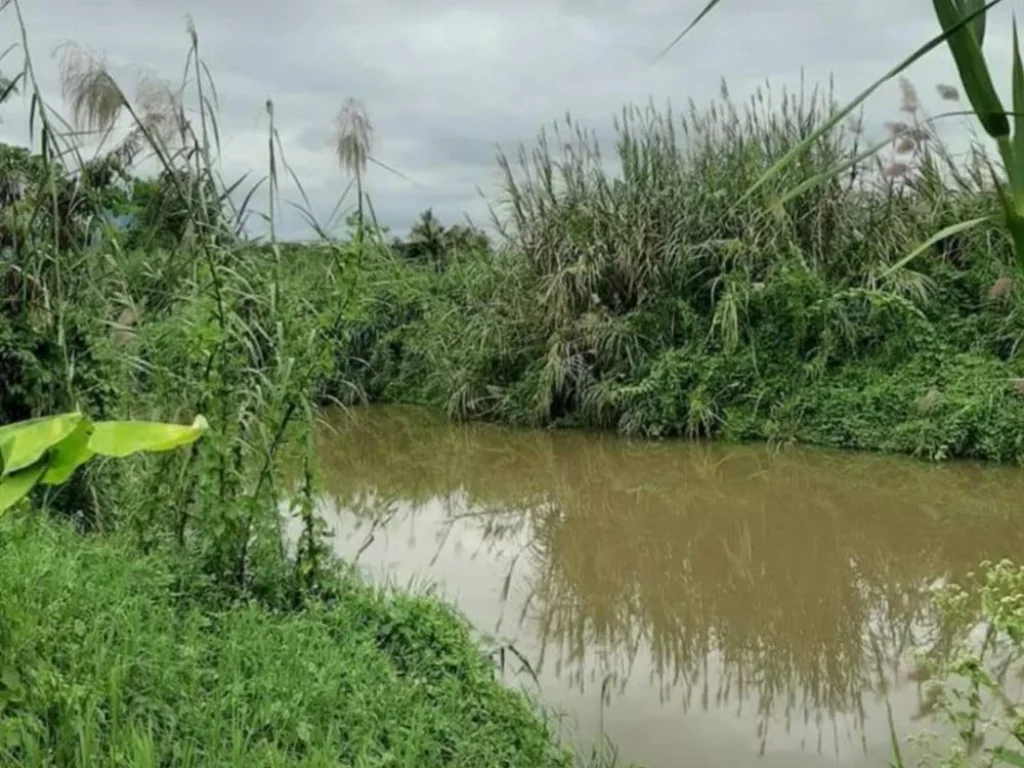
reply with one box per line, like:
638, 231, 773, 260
0, 0, 1015, 239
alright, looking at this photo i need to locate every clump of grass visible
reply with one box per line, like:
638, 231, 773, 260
335, 73, 1024, 461
0, 512, 575, 767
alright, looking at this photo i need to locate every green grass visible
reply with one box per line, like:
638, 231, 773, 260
0, 512, 575, 768
0, 9, 1021, 768
318, 78, 1024, 465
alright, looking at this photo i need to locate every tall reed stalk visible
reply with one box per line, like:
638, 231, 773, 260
660, 0, 1023, 271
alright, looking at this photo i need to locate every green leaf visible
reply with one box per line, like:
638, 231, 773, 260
0, 412, 84, 477
993, 176, 1024, 262
992, 747, 1024, 767
41, 420, 95, 486
87, 415, 209, 458
933, 0, 1009, 139
963, 0, 987, 47
0, 463, 47, 515
877, 216, 992, 281
1010, 18, 1024, 212
653, 0, 724, 62
1007, 208, 1024, 263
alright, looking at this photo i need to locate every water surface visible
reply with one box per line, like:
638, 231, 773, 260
298, 405, 1024, 767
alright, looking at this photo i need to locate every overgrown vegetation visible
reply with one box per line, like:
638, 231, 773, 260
0, 513, 574, 767
0, 4, 604, 765
2, 0, 1024, 762
332, 78, 1024, 464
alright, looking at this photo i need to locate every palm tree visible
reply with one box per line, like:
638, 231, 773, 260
407, 208, 446, 268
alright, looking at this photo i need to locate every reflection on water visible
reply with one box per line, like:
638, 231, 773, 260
294, 405, 1024, 767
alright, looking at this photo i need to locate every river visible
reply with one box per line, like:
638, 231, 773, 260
293, 405, 1024, 767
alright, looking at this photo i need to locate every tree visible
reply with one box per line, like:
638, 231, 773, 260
406, 208, 446, 268
443, 222, 491, 256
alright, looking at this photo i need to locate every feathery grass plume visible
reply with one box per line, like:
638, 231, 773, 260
55, 42, 183, 173
55, 43, 126, 136
659, 0, 1024, 273
333, 97, 373, 175
333, 97, 373, 240
131, 76, 182, 147
898, 77, 921, 114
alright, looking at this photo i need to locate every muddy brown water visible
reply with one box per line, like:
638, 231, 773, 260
295, 405, 1024, 767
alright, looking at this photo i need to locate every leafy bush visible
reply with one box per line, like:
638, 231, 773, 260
903, 559, 1024, 767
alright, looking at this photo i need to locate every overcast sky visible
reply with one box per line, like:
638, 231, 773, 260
0, 0, 1016, 240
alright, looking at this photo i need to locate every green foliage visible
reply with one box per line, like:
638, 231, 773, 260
0, 412, 208, 514
4, 1, 1024, 764
0, 513, 573, 767
906, 558, 1024, 766
392, 209, 492, 270
0, 7, 620, 766
326, 79, 1024, 464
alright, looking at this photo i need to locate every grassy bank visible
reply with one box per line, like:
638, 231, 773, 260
0, 10, 615, 766
327, 82, 1024, 464
0, 512, 574, 767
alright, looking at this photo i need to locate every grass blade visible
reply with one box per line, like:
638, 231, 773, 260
736, 0, 1005, 205
964, 0, 987, 45
932, 0, 1008, 139
1011, 18, 1024, 210
878, 216, 992, 281
653, 0, 724, 62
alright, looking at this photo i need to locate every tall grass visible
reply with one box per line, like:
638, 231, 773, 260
335, 73, 1024, 461
0, 0, 353, 591
0, 6, 618, 767
493, 78, 997, 415
659, 0, 1023, 265
0, 512, 576, 767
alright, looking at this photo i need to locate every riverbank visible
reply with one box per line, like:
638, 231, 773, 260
0, 511, 590, 767
313, 82, 1024, 465
0, 21, 1020, 768
329, 243, 1024, 464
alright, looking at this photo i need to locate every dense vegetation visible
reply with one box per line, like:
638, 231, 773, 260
0, 514, 576, 767
335, 80, 1024, 464
1, 0, 1024, 764
0, 14, 591, 767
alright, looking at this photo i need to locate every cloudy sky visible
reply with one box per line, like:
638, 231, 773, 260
0, 0, 1016, 239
